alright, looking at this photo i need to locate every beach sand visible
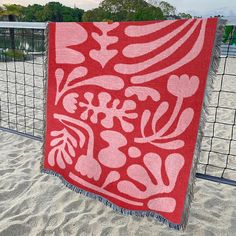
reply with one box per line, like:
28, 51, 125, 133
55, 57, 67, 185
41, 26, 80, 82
0, 57, 236, 235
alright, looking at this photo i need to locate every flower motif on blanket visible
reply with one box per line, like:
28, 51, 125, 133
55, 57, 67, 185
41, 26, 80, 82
44, 19, 219, 226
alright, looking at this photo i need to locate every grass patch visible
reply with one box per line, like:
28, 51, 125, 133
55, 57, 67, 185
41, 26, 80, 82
1, 49, 27, 61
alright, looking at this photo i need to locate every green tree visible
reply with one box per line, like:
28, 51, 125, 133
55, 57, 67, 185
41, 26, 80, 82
21, 4, 44, 22
0, 4, 23, 21
82, 0, 164, 22
178, 12, 192, 19
159, 1, 176, 16
21, 2, 84, 22
223, 25, 236, 45
82, 8, 111, 22
41, 2, 64, 22
62, 7, 84, 22
0, 4, 23, 49
133, 5, 165, 21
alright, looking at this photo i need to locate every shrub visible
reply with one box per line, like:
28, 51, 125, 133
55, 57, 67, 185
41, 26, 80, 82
1, 49, 26, 61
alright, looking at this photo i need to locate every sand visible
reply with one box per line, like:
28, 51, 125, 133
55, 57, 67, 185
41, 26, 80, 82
0, 57, 236, 235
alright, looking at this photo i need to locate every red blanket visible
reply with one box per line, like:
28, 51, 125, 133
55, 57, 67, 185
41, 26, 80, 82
43, 18, 222, 229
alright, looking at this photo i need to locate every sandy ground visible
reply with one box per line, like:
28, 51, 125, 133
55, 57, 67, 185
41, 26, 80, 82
0, 57, 236, 235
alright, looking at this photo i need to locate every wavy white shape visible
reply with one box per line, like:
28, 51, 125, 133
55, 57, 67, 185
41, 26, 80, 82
69, 172, 143, 206
48, 127, 81, 169
131, 19, 207, 84
102, 171, 120, 189
125, 20, 175, 37
148, 197, 176, 213
55, 67, 87, 96
145, 153, 185, 192
94, 22, 120, 32
125, 86, 160, 101
156, 97, 183, 137
151, 102, 169, 133
115, 19, 201, 75
167, 74, 199, 98
128, 147, 141, 158
140, 110, 151, 138
160, 108, 194, 139
56, 23, 87, 64
67, 67, 88, 83
79, 92, 137, 132
75, 75, 124, 90
54, 113, 102, 181
62, 93, 79, 113
117, 153, 185, 199
135, 96, 184, 144
123, 19, 193, 58
98, 130, 127, 168
90, 22, 119, 68
55, 68, 124, 105
150, 140, 185, 150
58, 120, 85, 149
135, 95, 192, 149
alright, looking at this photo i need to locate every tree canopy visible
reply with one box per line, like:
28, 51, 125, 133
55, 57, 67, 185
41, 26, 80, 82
0, 1, 193, 22
83, 0, 164, 22
35, 2, 84, 22
178, 12, 192, 19
0, 4, 23, 21
223, 25, 236, 45
159, 1, 176, 16
21, 4, 44, 22
4, 2, 85, 22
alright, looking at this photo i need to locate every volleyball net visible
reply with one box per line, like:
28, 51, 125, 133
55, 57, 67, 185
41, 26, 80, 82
0, 22, 235, 186
0, 22, 46, 140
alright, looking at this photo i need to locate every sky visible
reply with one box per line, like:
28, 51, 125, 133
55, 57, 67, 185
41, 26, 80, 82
0, 0, 236, 18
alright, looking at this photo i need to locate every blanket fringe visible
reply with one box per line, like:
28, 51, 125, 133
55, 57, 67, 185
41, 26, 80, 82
41, 168, 182, 230
41, 23, 49, 171
41, 19, 226, 231
180, 18, 227, 230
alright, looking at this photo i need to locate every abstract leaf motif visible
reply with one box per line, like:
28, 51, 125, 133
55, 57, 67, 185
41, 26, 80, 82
124, 20, 175, 37
167, 74, 199, 98
134, 74, 198, 149
48, 128, 78, 169
54, 114, 102, 181
79, 92, 138, 132
123, 20, 193, 58
117, 153, 185, 199
125, 86, 160, 102
140, 110, 151, 137
67, 67, 88, 83
90, 22, 119, 68
151, 101, 169, 133
162, 108, 194, 139
54, 67, 124, 105
130, 19, 207, 84
62, 93, 79, 113
115, 19, 201, 75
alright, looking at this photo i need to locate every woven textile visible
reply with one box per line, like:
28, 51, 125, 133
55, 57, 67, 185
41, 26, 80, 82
43, 18, 223, 229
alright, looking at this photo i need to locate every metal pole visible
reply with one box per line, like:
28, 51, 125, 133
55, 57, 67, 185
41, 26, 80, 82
0, 22, 47, 29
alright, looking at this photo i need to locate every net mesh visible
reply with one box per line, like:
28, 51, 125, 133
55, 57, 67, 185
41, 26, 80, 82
0, 24, 235, 184
0, 27, 45, 139
197, 26, 236, 182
